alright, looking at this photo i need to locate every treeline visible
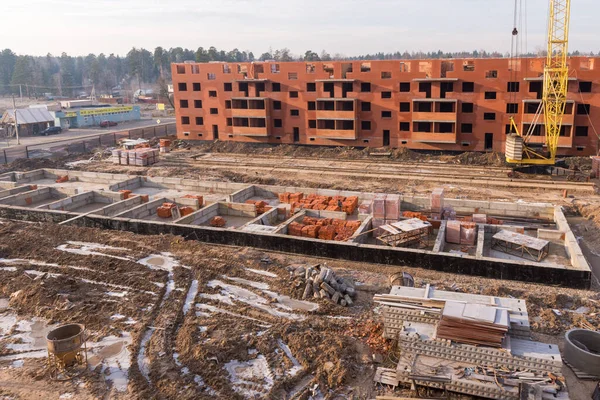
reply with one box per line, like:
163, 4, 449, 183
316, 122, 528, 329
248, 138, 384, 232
0, 46, 597, 97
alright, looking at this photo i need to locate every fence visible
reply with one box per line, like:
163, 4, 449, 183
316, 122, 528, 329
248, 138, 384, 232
0, 123, 176, 165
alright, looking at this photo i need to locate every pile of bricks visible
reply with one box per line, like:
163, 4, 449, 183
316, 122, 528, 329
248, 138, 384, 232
157, 202, 177, 218
179, 206, 194, 216
278, 192, 359, 214
245, 200, 272, 214
288, 216, 362, 241
210, 216, 226, 227
289, 264, 356, 306
113, 148, 160, 166
55, 175, 69, 183
402, 211, 428, 221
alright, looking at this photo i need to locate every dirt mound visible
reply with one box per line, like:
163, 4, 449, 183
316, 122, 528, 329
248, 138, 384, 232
563, 156, 593, 171
0, 157, 67, 173
450, 151, 507, 167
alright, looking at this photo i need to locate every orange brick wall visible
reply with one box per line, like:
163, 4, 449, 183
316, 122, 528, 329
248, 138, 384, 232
172, 57, 600, 156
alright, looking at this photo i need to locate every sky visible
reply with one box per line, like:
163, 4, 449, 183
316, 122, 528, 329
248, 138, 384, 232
2, 0, 598, 57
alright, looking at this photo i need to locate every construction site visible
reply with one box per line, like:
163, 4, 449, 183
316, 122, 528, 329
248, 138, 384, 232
1, 1, 600, 400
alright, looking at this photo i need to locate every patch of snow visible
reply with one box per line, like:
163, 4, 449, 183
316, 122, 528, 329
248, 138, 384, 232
195, 303, 272, 327
59, 393, 74, 399
224, 355, 274, 398
11, 360, 23, 368
225, 276, 271, 290
0, 267, 17, 272
199, 293, 235, 305
56, 241, 131, 261
245, 268, 278, 278
183, 280, 199, 315
137, 328, 153, 383
106, 291, 127, 298
194, 375, 205, 387
277, 339, 303, 377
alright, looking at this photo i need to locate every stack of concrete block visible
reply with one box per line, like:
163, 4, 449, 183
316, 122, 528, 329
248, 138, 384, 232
431, 188, 445, 218
385, 194, 401, 220
113, 148, 160, 166
111, 149, 122, 164
446, 220, 462, 244
290, 265, 356, 307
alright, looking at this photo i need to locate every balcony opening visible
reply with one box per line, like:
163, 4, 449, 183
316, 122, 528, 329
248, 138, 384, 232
565, 103, 574, 114
399, 102, 410, 112
238, 82, 249, 96
506, 124, 515, 134
438, 102, 454, 113
273, 101, 281, 110
317, 101, 334, 111
381, 71, 392, 79
249, 99, 265, 109
524, 124, 543, 136
288, 72, 298, 80
461, 123, 473, 133
399, 62, 411, 73
400, 82, 410, 92
414, 122, 432, 133
308, 120, 316, 128
361, 121, 371, 130
483, 112, 496, 120
237, 64, 248, 76
484, 91, 497, 100
383, 130, 390, 146
506, 103, 519, 114
307, 82, 316, 92
462, 82, 474, 92
324, 82, 334, 98
337, 101, 354, 111
255, 82, 265, 96
342, 82, 353, 98
306, 63, 316, 73
293, 127, 300, 142
418, 82, 432, 98
342, 63, 353, 78
226, 118, 232, 126
440, 82, 454, 99
192, 82, 201, 91
361, 82, 371, 92
579, 81, 592, 93
232, 99, 248, 109
254, 64, 264, 74
525, 102, 540, 114
249, 118, 266, 128
381, 91, 392, 99
318, 120, 335, 130
485, 70, 498, 79
414, 102, 432, 112
225, 100, 231, 109
274, 119, 282, 128
361, 101, 371, 112
484, 133, 493, 150
212, 125, 219, 139
399, 122, 410, 131
207, 73, 216, 80
271, 82, 281, 92
381, 111, 392, 118
462, 102, 474, 113
360, 62, 371, 72
438, 123, 454, 133
176, 65, 186, 74
529, 81, 543, 99
290, 109, 300, 116
323, 63, 334, 78
308, 101, 316, 110
507, 82, 520, 92
441, 61, 454, 78
337, 120, 354, 130
178, 82, 187, 91
223, 64, 231, 73
559, 126, 571, 137
462, 61, 475, 72
271, 64, 280, 73
576, 126, 589, 136
224, 82, 233, 92
194, 100, 202, 108
577, 103, 591, 115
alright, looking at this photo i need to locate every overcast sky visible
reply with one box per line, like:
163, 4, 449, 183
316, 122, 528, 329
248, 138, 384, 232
3, 0, 598, 57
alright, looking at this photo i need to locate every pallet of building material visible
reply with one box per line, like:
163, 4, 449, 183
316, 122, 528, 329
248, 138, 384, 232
373, 367, 399, 387
373, 193, 387, 219
445, 220, 461, 244
460, 222, 477, 245
430, 188, 444, 212
473, 213, 487, 224
437, 301, 509, 347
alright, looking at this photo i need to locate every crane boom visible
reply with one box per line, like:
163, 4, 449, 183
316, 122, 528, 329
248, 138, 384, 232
505, 0, 571, 165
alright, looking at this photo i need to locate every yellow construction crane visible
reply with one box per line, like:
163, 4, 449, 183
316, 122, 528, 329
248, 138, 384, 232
505, 0, 571, 165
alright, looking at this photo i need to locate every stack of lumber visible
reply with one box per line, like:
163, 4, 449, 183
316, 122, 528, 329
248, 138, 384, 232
437, 301, 509, 347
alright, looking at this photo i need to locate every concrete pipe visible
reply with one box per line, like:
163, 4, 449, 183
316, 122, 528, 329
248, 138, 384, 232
564, 328, 600, 376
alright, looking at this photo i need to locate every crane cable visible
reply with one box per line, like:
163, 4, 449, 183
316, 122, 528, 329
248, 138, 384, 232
509, 0, 522, 132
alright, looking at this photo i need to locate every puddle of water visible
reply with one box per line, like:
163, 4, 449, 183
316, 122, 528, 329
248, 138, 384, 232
3, 316, 58, 352
224, 354, 274, 398
183, 280, 199, 315
87, 332, 132, 392
245, 268, 278, 278
56, 241, 131, 261
207, 280, 303, 320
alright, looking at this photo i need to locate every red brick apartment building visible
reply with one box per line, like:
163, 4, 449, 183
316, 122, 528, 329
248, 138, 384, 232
172, 57, 600, 155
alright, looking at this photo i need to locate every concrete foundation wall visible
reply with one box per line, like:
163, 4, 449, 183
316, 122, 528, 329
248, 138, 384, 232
175, 203, 219, 225
0, 188, 69, 207
273, 210, 306, 234
350, 216, 373, 244
115, 198, 167, 219
229, 185, 256, 203
0, 185, 36, 199
243, 207, 278, 227
555, 206, 590, 272
95, 196, 144, 216
14, 170, 45, 183
305, 209, 348, 220
218, 202, 257, 218
433, 221, 447, 253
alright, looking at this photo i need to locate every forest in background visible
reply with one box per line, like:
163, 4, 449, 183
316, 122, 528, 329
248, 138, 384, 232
0, 46, 596, 97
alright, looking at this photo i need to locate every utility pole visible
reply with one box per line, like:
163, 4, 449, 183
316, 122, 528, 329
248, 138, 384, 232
19, 85, 22, 100
12, 95, 20, 145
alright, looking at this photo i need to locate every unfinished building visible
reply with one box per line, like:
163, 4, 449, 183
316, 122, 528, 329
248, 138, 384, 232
0, 169, 591, 289
171, 57, 600, 155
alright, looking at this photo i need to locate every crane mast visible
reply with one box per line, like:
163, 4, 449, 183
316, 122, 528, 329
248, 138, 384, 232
505, 0, 571, 165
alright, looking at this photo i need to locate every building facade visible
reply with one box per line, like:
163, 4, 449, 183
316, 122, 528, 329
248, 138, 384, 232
54, 105, 141, 128
172, 57, 600, 156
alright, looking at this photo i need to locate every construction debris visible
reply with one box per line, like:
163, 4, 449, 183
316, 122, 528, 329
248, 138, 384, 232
288, 264, 356, 306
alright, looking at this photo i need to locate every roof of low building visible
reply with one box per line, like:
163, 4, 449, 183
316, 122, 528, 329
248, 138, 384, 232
1, 108, 54, 124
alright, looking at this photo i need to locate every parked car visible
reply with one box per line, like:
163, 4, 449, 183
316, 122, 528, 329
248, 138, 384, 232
40, 126, 62, 136
100, 120, 118, 128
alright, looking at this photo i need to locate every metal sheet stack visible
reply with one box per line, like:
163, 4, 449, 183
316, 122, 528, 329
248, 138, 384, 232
437, 301, 509, 347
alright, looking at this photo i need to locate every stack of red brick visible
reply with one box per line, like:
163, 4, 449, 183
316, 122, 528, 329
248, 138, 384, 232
278, 192, 359, 214
210, 216, 226, 227
288, 216, 362, 241
402, 211, 428, 221
245, 200, 273, 214
157, 202, 177, 218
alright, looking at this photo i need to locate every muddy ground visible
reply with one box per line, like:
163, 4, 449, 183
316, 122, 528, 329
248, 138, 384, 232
0, 143, 598, 399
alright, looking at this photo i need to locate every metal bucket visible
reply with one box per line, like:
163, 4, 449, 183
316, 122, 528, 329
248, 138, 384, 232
46, 324, 85, 366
